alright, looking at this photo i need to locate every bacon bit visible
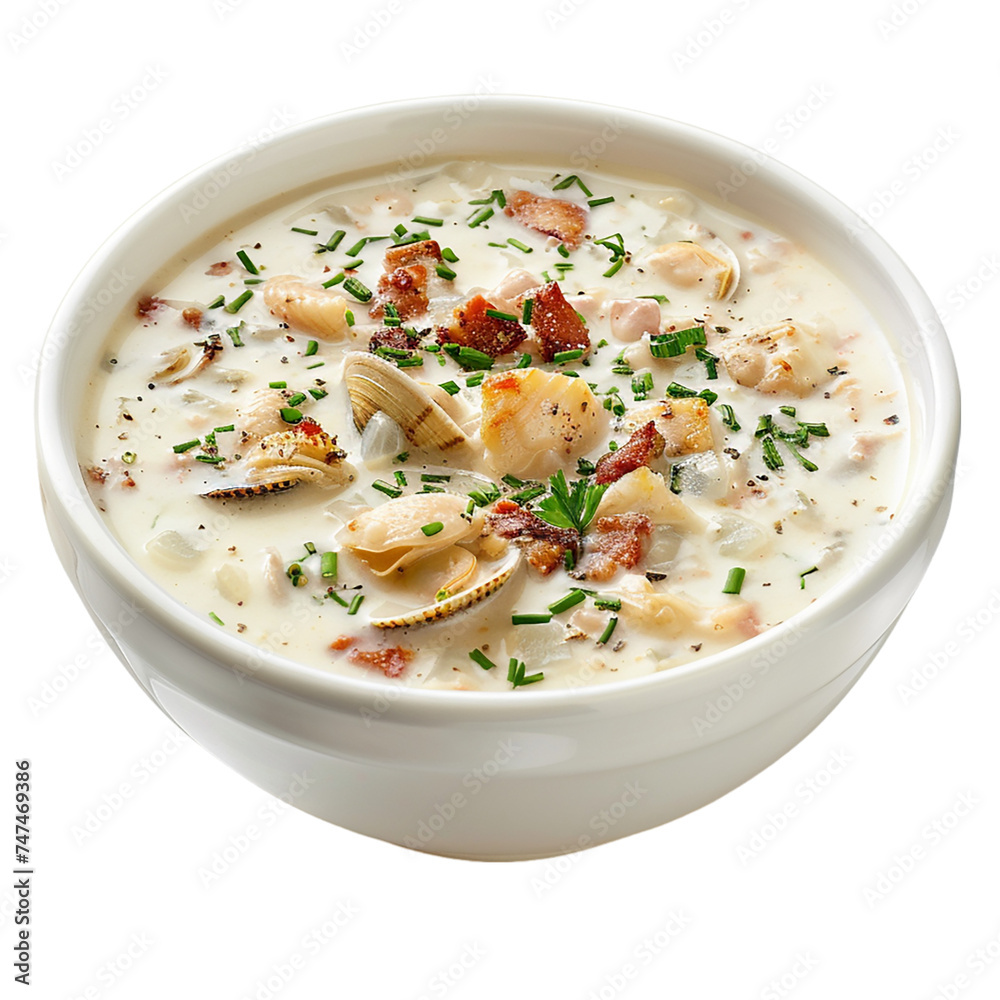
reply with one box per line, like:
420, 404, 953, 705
486, 499, 579, 575
439, 294, 527, 358
370, 265, 428, 320
182, 307, 203, 330
297, 418, 324, 438
85, 464, 108, 484
368, 327, 423, 354
504, 190, 587, 249
121, 473, 137, 489
529, 281, 590, 361
594, 421, 665, 484
330, 635, 355, 651
575, 514, 652, 582
136, 295, 167, 319
206, 261, 232, 276
349, 646, 414, 679
384, 239, 442, 270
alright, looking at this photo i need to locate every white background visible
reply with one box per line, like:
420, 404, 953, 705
4, 0, 997, 996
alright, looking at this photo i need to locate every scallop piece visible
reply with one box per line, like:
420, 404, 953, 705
489, 268, 542, 315
480, 367, 607, 478
339, 492, 484, 576
719, 321, 827, 397
344, 352, 468, 453
594, 467, 703, 533
609, 299, 661, 343
262, 274, 349, 340
646, 241, 737, 300
236, 388, 289, 442
659, 398, 714, 456
369, 550, 519, 629
616, 574, 704, 637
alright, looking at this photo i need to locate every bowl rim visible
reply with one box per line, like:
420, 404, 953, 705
36, 93, 961, 720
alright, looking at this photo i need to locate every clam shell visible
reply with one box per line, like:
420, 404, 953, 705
369, 549, 520, 629
343, 351, 467, 451
202, 476, 298, 499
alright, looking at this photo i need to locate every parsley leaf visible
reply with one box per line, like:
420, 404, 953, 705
533, 470, 607, 534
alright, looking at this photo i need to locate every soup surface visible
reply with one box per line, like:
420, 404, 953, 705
79, 161, 909, 690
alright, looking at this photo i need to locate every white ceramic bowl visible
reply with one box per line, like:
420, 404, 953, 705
37, 97, 959, 860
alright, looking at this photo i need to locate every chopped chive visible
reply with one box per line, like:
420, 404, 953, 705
508, 485, 546, 503
603, 257, 625, 278
375, 345, 412, 360
557, 244, 570, 258
723, 567, 746, 594
208, 612, 224, 626
576, 457, 596, 476
695, 346, 720, 380
780, 405, 797, 418
548, 589, 587, 615
465, 371, 485, 387
513, 668, 544, 688
554, 262, 574, 272
173, 439, 200, 453
372, 480, 403, 498
669, 463, 683, 495
665, 381, 698, 398
207, 295, 225, 309
326, 590, 349, 607
786, 440, 819, 472
345, 310, 355, 326
236, 249, 259, 275
317, 230, 346, 253
563, 548, 576, 571
485, 308, 519, 323
439, 380, 460, 395
443, 344, 494, 370
593, 596, 622, 611
269, 380, 287, 388
393, 223, 407, 238
516, 352, 533, 369
344, 236, 368, 258
436, 262, 457, 280
396, 357, 424, 368
224, 290, 253, 314
637, 294, 669, 304
280, 407, 303, 424
341, 259, 364, 271
719, 404, 741, 431
698, 389, 718, 406
420, 521, 444, 537
286, 392, 307, 407
421, 473, 451, 483
597, 616, 619, 645
226, 323, 245, 347
213, 424, 235, 433
469, 648, 497, 671
541, 270, 551, 282
307, 386, 328, 399
521, 298, 534, 324
511, 613, 552, 625
120, 451, 137, 464
291, 226, 318, 236
587, 196, 615, 207
441, 246, 459, 262
761, 435, 784, 471
244, 278, 264, 286
507, 238, 533, 253
412, 215, 443, 227
502, 475, 526, 488
552, 174, 593, 197
322, 273, 345, 288
343, 276, 372, 302
468, 206, 494, 227
305, 340, 318, 357
347, 593, 364, 615
301, 541, 317, 556
394, 470, 408, 487
420, 485, 446, 493
799, 421, 830, 437
394, 452, 409, 463
553, 348, 584, 363
321, 552, 337, 579
195, 455, 224, 465
799, 566, 819, 589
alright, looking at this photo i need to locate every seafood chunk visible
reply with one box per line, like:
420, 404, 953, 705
609, 299, 661, 343
575, 514, 653, 582
489, 268, 541, 315
344, 352, 468, 453
528, 281, 590, 362
339, 492, 484, 576
615, 575, 704, 637
480, 367, 606, 478
647, 242, 735, 299
440, 294, 527, 357
236, 387, 292, 442
595, 467, 703, 532
370, 265, 428, 321
503, 189, 587, 248
348, 645, 414, 678
486, 500, 579, 575
384, 239, 442, 270
594, 421, 665, 484
659, 398, 714, 456
719, 321, 827, 397
242, 420, 353, 488
263, 275, 349, 339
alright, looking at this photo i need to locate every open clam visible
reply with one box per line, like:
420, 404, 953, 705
343, 352, 468, 452
645, 220, 740, 301
369, 548, 521, 629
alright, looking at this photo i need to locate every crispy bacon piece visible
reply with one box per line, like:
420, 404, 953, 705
529, 282, 590, 362
368, 327, 423, 354
576, 514, 653, 582
486, 499, 580, 575
594, 421, 665, 485
370, 265, 428, 321
136, 295, 167, 319
85, 464, 108, 484
182, 307, 203, 330
384, 239, 442, 270
439, 294, 527, 358
504, 190, 587, 249
348, 646, 414, 679
330, 635, 354, 651
205, 261, 232, 276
